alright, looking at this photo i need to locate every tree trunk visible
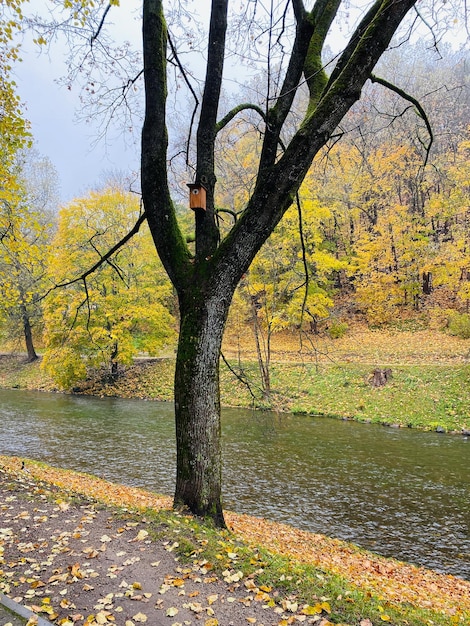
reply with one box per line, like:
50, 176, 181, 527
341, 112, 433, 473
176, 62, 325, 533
141, 0, 420, 526
21, 303, 38, 362
173, 289, 229, 526
370, 368, 393, 387
422, 271, 432, 295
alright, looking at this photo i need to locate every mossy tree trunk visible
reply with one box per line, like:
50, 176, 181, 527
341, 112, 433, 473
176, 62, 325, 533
141, 0, 418, 525
173, 288, 229, 525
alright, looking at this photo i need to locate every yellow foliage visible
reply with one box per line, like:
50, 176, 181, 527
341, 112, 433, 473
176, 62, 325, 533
42, 187, 176, 388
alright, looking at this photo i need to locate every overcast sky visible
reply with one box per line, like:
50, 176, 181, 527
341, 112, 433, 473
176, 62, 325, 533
15, 2, 148, 204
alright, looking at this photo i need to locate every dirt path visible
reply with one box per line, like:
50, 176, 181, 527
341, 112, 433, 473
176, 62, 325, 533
0, 464, 301, 626
1, 456, 469, 626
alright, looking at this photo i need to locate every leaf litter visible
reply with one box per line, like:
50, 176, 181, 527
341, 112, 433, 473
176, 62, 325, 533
1, 456, 469, 626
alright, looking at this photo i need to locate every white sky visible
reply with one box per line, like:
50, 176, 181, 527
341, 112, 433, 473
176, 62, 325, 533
15, 2, 148, 203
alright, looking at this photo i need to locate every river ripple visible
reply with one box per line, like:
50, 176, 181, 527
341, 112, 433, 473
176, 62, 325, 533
0, 389, 468, 579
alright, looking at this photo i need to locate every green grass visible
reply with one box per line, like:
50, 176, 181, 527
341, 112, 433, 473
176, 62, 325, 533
219, 361, 470, 433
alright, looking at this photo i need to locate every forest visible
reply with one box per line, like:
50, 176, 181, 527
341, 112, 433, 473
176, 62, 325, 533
1, 41, 469, 390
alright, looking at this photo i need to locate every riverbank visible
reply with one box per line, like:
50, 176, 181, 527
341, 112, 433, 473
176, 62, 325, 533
1, 328, 469, 432
1, 456, 469, 626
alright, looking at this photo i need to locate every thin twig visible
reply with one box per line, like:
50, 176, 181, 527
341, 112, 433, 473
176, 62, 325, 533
220, 351, 258, 400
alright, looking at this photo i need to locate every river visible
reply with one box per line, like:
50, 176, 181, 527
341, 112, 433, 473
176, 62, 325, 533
0, 389, 468, 579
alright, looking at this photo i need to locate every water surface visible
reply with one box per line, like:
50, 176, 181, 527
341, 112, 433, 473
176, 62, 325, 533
0, 389, 468, 579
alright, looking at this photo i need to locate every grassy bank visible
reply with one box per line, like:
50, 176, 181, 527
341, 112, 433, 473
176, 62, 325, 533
1, 456, 469, 626
0, 328, 469, 433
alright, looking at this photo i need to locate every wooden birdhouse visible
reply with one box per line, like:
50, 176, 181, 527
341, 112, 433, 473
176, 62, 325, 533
187, 182, 207, 211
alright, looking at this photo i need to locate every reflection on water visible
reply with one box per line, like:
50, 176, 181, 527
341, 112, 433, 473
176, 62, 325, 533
0, 389, 468, 579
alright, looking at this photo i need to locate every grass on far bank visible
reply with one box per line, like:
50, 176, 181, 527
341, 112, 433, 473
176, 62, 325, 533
220, 361, 470, 432
0, 328, 469, 433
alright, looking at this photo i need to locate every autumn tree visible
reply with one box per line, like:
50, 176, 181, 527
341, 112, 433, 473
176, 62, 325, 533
0, 149, 58, 360
141, 0, 438, 524
0, 0, 30, 191
24, 0, 463, 524
42, 186, 175, 387
427, 132, 470, 311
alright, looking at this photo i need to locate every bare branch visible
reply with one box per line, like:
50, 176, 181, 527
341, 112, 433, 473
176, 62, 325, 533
90, 3, 112, 46
167, 32, 200, 167
295, 192, 309, 338
220, 351, 258, 400
370, 74, 433, 166
42, 212, 147, 300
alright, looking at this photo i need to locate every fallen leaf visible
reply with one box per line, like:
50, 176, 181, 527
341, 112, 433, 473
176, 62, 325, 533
132, 613, 148, 623
167, 608, 179, 617
135, 530, 149, 541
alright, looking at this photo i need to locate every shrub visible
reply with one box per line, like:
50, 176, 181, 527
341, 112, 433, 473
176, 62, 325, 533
448, 312, 470, 339
427, 307, 454, 331
327, 321, 348, 339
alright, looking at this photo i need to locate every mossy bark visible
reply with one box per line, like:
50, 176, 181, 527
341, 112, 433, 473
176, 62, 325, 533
173, 288, 229, 525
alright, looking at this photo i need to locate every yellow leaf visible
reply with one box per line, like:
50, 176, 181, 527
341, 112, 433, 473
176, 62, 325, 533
380, 616, 391, 622
135, 530, 148, 541
166, 608, 179, 617
205, 620, 218, 626
302, 605, 322, 615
